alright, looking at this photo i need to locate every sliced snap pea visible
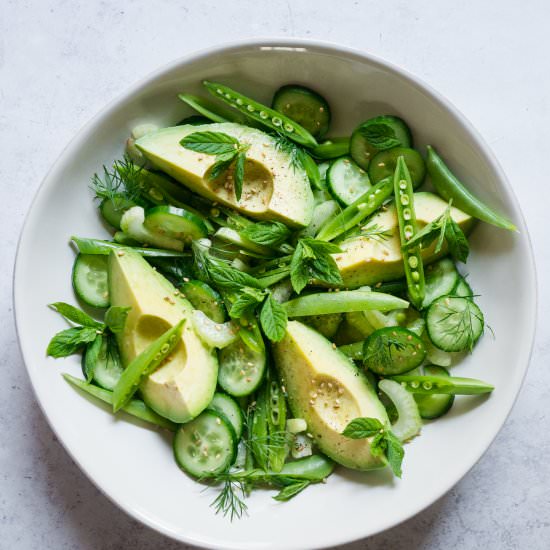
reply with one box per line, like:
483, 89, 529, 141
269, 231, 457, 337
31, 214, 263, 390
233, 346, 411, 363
177, 93, 242, 124
316, 177, 394, 241
284, 290, 408, 317
112, 320, 184, 411
72, 237, 190, 258
393, 157, 425, 309
266, 369, 287, 472
63, 374, 177, 431
311, 137, 350, 159
426, 146, 516, 231
389, 374, 494, 395
203, 80, 318, 148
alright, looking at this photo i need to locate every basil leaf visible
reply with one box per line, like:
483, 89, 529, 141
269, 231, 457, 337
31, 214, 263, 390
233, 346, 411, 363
445, 218, 470, 263
209, 264, 263, 290
273, 480, 310, 502
46, 327, 99, 358
342, 417, 384, 439
104, 306, 131, 334
384, 431, 405, 478
360, 123, 400, 150
234, 151, 246, 201
180, 131, 239, 155
82, 334, 103, 382
49, 302, 103, 329
241, 221, 291, 247
260, 294, 288, 342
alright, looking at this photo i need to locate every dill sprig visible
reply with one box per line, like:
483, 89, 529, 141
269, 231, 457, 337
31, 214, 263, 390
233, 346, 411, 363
435, 297, 485, 351
272, 133, 302, 171
210, 478, 248, 521
358, 223, 393, 243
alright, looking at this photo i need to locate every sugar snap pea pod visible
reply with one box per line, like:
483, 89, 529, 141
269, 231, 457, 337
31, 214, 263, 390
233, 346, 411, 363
72, 237, 189, 258
284, 290, 408, 317
316, 177, 394, 241
177, 93, 242, 124
311, 137, 350, 159
389, 374, 494, 395
393, 156, 425, 309
62, 374, 177, 431
266, 368, 288, 472
203, 81, 318, 148
112, 320, 184, 411
426, 146, 517, 231
251, 384, 270, 470
298, 148, 323, 190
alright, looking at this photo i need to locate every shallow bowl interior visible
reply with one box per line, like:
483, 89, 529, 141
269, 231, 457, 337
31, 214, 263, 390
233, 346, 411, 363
14, 40, 536, 550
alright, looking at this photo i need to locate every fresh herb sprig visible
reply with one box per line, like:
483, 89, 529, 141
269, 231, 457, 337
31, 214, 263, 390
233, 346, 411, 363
342, 417, 404, 477
180, 132, 250, 200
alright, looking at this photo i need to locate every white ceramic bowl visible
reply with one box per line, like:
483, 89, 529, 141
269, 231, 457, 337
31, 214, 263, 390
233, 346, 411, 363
14, 39, 536, 549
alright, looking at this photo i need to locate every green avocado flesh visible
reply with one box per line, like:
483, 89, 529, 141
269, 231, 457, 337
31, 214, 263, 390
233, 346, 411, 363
272, 321, 389, 470
108, 250, 217, 423
136, 123, 314, 228
334, 192, 474, 288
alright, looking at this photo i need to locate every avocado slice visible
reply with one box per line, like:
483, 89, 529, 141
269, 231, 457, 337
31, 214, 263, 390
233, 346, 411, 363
136, 123, 314, 228
108, 250, 217, 423
272, 321, 389, 470
334, 192, 474, 288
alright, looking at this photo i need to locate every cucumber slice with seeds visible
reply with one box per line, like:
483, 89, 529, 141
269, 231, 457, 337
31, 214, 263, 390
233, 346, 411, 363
173, 409, 237, 478
272, 85, 331, 139
207, 392, 244, 440
218, 338, 267, 397
453, 277, 473, 298
414, 365, 455, 419
182, 280, 226, 323
82, 336, 124, 391
422, 258, 459, 308
327, 157, 372, 206
369, 147, 426, 188
144, 205, 208, 242
72, 254, 110, 308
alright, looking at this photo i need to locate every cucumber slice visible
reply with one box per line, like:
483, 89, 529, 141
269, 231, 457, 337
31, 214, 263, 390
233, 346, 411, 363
272, 85, 331, 139
453, 277, 473, 298
378, 378, 422, 441
350, 116, 412, 170
144, 205, 208, 242
426, 296, 484, 352
414, 365, 455, 419
422, 258, 459, 308
173, 409, 237, 478
318, 161, 331, 183
82, 336, 124, 391
218, 339, 267, 397
207, 392, 244, 440
182, 280, 226, 322
72, 254, 110, 308
327, 157, 372, 206
302, 200, 340, 238
311, 137, 350, 160
363, 326, 426, 375
214, 227, 272, 256
369, 147, 426, 188
100, 196, 135, 230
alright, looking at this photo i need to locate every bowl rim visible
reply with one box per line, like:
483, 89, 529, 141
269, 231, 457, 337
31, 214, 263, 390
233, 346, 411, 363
13, 37, 538, 549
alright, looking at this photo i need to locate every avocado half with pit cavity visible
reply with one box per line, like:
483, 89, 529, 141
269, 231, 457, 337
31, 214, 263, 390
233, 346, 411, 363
136, 123, 314, 228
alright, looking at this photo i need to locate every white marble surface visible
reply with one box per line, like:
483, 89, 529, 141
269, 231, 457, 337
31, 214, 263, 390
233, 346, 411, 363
2, 0, 549, 548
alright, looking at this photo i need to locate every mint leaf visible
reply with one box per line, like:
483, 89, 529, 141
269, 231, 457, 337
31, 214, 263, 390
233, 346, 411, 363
104, 306, 131, 334
301, 238, 341, 255
46, 327, 99, 358
242, 221, 291, 247
360, 123, 400, 150
49, 302, 103, 329
445, 217, 469, 263
309, 254, 343, 286
209, 264, 263, 290
229, 288, 265, 319
208, 157, 235, 181
342, 417, 384, 439
384, 431, 404, 478
273, 480, 310, 502
82, 334, 103, 382
234, 151, 246, 201
369, 432, 387, 457
260, 294, 288, 342
180, 131, 239, 155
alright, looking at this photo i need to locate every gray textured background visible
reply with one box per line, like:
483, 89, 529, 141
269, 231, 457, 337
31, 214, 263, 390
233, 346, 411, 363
2, 1, 549, 548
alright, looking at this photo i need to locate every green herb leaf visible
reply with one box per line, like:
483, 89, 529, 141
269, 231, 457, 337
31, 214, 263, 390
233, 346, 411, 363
208, 157, 235, 181
234, 151, 246, 201
47, 327, 99, 358
209, 264, 263, 290
360, 123, 401, 150
342, 417, 384, 439
241, 221, 292, 247
82, 334, 103, 382
49, 302, 104, 329
229, 288, 265, 319
384, 431, 405, 478
180, 131, 239, 155
369, 432, 387, 457
260, 294, 288, 342
273, 480, 310, 502
445, 218, 470, 263
104, 306, 131, 334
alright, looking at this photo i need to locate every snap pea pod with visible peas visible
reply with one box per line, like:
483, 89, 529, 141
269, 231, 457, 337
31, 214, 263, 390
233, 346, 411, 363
389, 374, 494, 395
72, 237, 190, 258
393, 156, 425, 309
203, 80, 318, 148
112, 320, 185, 411
426, 146, 517, 232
